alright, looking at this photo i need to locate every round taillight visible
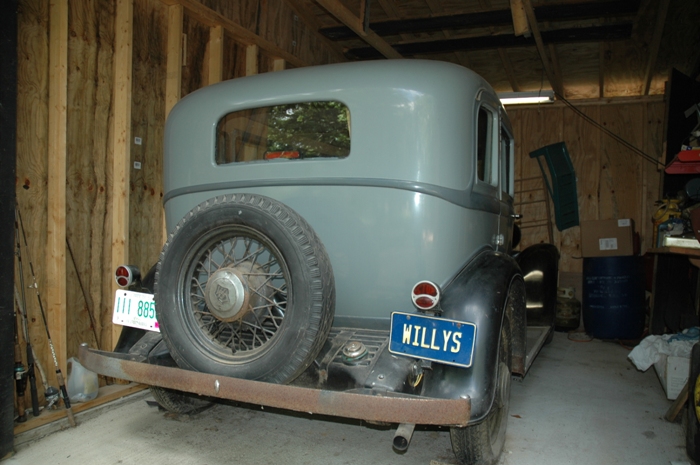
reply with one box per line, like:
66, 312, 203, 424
115, 265, 140, 288
411, 281, 441, 311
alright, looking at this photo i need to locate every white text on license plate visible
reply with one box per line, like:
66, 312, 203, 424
113, 290, 159, 332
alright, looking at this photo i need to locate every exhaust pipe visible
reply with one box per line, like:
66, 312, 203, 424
392, 423, 416, 452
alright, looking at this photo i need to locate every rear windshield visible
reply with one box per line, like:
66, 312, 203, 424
215, 101, 351, 164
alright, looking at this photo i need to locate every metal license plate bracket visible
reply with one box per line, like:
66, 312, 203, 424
389, 312, 476, 368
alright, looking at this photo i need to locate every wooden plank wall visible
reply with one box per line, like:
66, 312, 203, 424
509, 99, 665, 274
14, 0, 340, 410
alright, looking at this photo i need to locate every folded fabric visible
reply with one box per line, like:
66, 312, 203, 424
628, 328, 699, 371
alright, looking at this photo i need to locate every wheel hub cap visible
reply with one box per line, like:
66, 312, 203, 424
204, 268, 249, 322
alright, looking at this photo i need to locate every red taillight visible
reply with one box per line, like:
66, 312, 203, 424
115, 265, 140, 288
411, 280, 441, 311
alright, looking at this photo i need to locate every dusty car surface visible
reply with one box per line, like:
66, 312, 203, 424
88, 59, 559, 465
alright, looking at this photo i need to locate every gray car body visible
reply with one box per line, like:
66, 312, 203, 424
162, 59, 522, 422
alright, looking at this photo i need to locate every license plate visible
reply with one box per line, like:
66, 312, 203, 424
389, 312, 476, 368
113, 290, 159, 332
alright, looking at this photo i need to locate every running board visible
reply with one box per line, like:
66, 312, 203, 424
524, 326, 551, 375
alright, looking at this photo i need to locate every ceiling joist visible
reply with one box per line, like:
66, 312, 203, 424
345, 24, 632, 60
319, 0, 640, 41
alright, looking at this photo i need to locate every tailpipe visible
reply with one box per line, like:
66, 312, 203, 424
392, 423, 416, 452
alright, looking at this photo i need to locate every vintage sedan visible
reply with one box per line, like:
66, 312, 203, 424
84, 59, 558, 465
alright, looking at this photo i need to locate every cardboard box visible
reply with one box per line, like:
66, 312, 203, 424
580, 219, 635, 257
654, 354, 689, 400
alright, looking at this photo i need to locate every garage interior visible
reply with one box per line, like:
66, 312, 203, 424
2, 0, 700, 463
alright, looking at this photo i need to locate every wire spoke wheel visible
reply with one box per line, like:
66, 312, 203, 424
182, 226, 289, 361
156, 194, 335, 384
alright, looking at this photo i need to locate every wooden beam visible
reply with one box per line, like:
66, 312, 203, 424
521, 0, 562, 95
315, 0, 402, 59
642, 0, 669, 95
509, 0, 530, 37
47, 0, 68, 377
110, 0, 134, 349
160, 0, 308, 68
246, 44, 259, 76
208, 25, 223, 85
272, 58, 286, 72
165, 4, 183, 119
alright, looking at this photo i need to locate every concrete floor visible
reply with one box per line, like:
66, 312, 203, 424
4, 332, 691, 465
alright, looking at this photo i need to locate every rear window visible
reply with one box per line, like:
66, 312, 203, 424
216, 101, 351, 164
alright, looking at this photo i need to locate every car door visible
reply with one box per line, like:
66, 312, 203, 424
498, 118, 516, 252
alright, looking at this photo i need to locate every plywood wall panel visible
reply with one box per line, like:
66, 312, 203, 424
561, 105, 600, 272
599, 104, 644, 220
511, 100, 664, 273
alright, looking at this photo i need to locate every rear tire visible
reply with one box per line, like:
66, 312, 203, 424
450, 305, 512, 464
149, 386, 213, 414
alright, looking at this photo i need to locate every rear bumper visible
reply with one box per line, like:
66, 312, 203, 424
79, 343, 471, 427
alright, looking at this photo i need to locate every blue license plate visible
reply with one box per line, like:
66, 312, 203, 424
389, 312, 476, 368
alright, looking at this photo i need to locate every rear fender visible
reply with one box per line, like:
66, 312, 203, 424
421, 250, 525, 423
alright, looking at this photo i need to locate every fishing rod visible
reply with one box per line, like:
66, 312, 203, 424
14, 220, 41, 418
15, 205, 76, 427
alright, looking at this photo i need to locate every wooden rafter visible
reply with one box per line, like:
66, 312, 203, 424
509, 0, 530, 37
314, 0, 402, 59
521, 0, 562, 95
642, 0, 669, 95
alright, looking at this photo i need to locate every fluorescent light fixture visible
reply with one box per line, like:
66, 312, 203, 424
498, 90, 555, 105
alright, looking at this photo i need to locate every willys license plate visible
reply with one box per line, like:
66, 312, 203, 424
113, 290, 159, 332
389, 312, 476, 368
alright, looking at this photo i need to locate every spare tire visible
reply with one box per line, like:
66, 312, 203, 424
155, 193, 335, 384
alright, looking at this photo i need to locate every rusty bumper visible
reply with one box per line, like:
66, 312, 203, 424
79, 344, 471, 426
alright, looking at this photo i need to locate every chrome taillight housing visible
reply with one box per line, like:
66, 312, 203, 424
115, 265, 141, 288
411, 280, 441, 312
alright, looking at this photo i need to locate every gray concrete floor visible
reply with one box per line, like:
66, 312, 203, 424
4, 332, 691, 465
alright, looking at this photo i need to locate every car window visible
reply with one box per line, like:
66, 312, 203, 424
500, 126, 514, 197
216, 101, 351, 164
477, 106, 497, 186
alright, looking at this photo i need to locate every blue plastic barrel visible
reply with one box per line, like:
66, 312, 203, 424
582, 256, 645, 340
